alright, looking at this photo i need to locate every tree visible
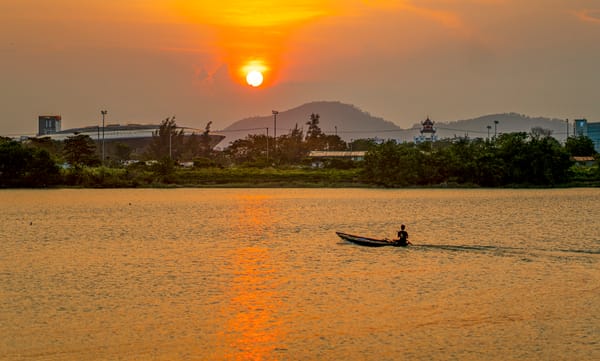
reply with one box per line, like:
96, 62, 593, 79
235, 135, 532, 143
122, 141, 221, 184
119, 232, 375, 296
362, 141, 421, 187
225, 134, 271, 165
495, 132, 530, 184
527, 136, 571, 185
565, 135, 597, 156
349, 139, 377, 151
146, 116, 184, 160
305, 113, 327, 150
198, 121, 213, 157
63, 134, 100, 167
113, 142, 133, 163
322, 134, 346, 151
24, 136, 63, 161
0, 138, 60, 187
277, 124, 306, 164
530, 126, 553, 140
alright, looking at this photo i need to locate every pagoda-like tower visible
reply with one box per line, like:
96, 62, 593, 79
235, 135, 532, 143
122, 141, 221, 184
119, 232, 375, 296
421, 117, 436, 136
414, 117, 438, 143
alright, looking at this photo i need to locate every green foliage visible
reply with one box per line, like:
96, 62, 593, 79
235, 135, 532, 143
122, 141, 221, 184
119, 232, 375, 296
277, 124, 306, 164
349, 139, 377, 151
362, 132, 579, 187
323, 158, 358, 170
112, 142, 133, 162
24, 137, 64, 161
62, 166, 150, 187
225, 134, 272, 165
0, 138, 60, 187
146, 116, 185, 160
171, 167, 362, 187
152, 157, 176, 182
63, 134, 101, 167
2, 126, 597, 188
363, 141, 421, 187
565, 135, 597, 156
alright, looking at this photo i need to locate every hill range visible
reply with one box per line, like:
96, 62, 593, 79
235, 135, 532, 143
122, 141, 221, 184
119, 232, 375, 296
217, 101, 570, 147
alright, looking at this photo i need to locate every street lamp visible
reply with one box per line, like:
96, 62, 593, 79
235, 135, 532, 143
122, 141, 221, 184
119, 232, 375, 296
101, 110, 107, 164
272, 110, 278, 150
494, 120, 499, 138
487, 125, 492, 140
566, 118, 569, 138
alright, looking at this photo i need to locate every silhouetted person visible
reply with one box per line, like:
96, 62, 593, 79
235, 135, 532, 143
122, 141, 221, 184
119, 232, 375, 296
394, 224, 411, 247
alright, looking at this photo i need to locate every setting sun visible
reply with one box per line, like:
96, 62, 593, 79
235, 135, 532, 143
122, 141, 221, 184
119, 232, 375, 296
246, 70, 264, 87
241, 61, 269, 87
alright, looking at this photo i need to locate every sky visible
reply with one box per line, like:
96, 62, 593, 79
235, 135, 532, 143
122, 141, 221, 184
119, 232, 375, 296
1, 0, 600, 136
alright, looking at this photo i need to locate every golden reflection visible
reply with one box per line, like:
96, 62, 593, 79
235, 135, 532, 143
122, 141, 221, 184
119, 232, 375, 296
222, 247, 285, 360
235, 194, 271, 232
215, 195, 286, 359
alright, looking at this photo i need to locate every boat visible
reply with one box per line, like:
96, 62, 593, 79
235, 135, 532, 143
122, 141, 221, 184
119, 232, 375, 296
336, 231, 399, 247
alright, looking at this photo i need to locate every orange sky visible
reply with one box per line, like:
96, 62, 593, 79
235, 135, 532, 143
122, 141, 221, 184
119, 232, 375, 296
1, 0, 600, 135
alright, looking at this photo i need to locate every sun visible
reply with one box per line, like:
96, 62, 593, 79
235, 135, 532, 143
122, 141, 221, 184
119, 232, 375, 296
246, 70, 264, 87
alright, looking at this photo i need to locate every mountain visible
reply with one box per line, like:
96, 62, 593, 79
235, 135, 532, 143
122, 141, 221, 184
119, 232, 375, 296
217, 101, 571, 147
218, 101, 402, 147
430, 113, 569, 141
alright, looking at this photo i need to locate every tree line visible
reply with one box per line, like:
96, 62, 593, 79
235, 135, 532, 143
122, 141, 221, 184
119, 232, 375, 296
362, 133, 596, 187
1, 113, 598, 187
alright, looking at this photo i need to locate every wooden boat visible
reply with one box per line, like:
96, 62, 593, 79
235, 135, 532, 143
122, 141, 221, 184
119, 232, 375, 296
336, 231, 396, 247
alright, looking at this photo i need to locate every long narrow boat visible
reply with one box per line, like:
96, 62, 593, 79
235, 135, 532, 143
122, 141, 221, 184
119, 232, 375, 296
336, 231, 395, 247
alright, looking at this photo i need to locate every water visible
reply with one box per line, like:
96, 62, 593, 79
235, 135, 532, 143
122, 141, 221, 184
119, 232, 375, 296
1, 188, 599, 360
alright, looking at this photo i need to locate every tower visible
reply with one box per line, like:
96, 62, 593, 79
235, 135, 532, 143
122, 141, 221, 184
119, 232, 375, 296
38, 115, 62, 136
414, 117, 437, 143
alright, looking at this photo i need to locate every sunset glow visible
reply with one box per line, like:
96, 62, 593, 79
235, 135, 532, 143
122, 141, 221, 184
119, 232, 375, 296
1, 0, 600, 135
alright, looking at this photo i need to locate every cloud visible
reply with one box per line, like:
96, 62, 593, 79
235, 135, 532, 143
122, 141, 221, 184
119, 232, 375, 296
575, 9, 600, 24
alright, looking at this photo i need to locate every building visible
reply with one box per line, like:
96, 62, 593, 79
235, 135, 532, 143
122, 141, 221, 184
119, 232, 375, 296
38, 115, 62, 135
414, 117, 438, 144
574, 119, 600, 153
31, 121, 225, 159
308, 151, 366, 168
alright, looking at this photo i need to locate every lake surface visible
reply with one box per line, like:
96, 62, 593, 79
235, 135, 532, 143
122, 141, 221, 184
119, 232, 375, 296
1, 188, 599, 360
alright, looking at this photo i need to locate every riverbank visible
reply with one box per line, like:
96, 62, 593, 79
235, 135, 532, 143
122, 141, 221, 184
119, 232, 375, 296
9, 165, 596, 189
57, 166, 370, 188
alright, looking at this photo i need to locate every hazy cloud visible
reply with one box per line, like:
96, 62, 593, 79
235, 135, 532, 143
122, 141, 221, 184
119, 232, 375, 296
575, 9, 600, 23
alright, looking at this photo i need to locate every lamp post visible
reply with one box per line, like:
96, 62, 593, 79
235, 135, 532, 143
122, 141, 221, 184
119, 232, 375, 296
487, 125, 492, 140
494, 120, 499, 138
101, 110, 107, 164
566, 118, 569, 139
272, 110, 278, 150
266, 127, 269, 162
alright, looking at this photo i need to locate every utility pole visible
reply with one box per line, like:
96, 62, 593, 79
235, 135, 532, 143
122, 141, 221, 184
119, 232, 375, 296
266, 127, 269, 162
101, 110, 107, 164
272, 110, 278, 151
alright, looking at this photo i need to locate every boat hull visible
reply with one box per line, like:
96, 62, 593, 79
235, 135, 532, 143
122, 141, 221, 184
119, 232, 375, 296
336, 231, 395, 247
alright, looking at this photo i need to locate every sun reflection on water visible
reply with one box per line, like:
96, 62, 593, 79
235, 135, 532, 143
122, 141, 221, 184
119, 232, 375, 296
217, 194, 287, 360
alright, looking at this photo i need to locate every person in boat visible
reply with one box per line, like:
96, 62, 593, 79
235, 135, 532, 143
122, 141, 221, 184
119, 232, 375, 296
394, 224, 411, 247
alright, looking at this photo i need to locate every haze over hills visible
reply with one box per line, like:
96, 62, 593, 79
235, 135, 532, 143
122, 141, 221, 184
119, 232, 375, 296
217, 101, 573, 147
218, 101, 403, 147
